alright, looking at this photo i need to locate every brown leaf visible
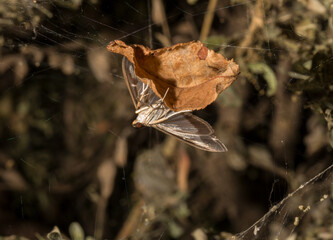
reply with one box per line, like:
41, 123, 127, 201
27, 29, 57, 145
0, 55, 28, 85
107, 40, 239, 112
97, 159, 116, 199
87, 46, 113, 83
114, 136, 128, 167
47, 50, 75, 75
0, 169, 29, 191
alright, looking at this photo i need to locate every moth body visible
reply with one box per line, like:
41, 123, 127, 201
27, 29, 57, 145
133, 103, 185, 127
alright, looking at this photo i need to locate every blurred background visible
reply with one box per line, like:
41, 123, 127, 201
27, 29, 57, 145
0, 0, 332, 239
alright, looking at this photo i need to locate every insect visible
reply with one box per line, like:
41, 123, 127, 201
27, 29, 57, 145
122, 57, 227, 152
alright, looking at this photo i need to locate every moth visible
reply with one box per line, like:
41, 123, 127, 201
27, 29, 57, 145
122, 57, 227, 152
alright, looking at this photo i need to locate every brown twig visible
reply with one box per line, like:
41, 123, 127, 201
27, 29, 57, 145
269, 56, 302, 166
116, 200, 145, 240
177, 147, 191, 192
94, 159, 117, 239
152, 0, 171, 46
235, 0, 264, 57
199, 0, 218, 42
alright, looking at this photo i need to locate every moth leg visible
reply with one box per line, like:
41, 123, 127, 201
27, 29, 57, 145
135, 83, 151, 109
135, 106, 149, 114
141, 82, 150, 94
158, 89, 171, 118
153, 88, 170, 110
139, 84, 149, 99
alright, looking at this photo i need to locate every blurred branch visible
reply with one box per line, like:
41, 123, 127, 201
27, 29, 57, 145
116, 200, 145, 240
269, 56, 302, 165
199, 0, 218, 42
235, 0, 263, 57
95, 159, 116, 239
152, 0, 171, 46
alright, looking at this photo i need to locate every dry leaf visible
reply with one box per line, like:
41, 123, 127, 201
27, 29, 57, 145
107, 40, 239, 112
114, 136, 128, 167
97, 159, 116, 199
0, 169, 29, 191
20, 45, 44, 67
47, 50, 75, 75
87, 46, 113, 83
0, 55, 28, 85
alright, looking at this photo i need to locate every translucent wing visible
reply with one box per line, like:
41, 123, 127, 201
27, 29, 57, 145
122, 57, 159, 109
153, 113, 227, 152
155, 113, 214, 135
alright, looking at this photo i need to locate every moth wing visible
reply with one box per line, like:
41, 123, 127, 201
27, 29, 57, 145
153, 113, 227, 152
156, 113, 214, 135
122, 57, 159, 108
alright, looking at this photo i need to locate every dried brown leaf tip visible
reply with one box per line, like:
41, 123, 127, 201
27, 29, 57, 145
107, 40, 239, 112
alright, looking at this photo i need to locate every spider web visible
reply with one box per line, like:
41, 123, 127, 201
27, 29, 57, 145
232, 164, 333, 240
0, 0, 332, 239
